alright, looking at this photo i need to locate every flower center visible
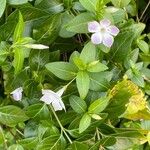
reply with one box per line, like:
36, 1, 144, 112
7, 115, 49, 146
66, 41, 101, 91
100, 28, 106, 33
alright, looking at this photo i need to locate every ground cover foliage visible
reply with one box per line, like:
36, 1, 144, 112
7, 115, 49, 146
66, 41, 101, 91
0, 0, 150, 149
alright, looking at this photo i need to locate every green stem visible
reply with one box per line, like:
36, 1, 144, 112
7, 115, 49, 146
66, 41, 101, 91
66, 77, 76, 87
50, 105, 73, 144
139, 0, 150, 21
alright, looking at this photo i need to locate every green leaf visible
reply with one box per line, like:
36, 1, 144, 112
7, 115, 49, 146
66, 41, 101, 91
69, 95, 87, 114
105, 79, 147, 119
137, 39, 149, 54
79, 113, 91, 133
63, 0, 73, 9
13, 12, 24, 42
90, 137, 116, 150
66, 12, 94, 33
59, 13, 75, 38
46, 62, 77, 80
80, 42, 96, 64
70, 141, 89, 150
79, 0, 97, 12
76, 71, 90, 99
0, 126, 5, 144
0, 41, 9, 64
111, 0, 131, 8
18, 137, 39, 150
35, 0, 64, 14
0, 0, 6, 18
0, 10, 18, 41
89, 71, 112, 91
29, 49, 49, 71
73, 57, 86, 70
8, 144, 24, 150
131, 73, 145, 88
26, 104, 50, 120
34, 14, 61, 45
87, 61, 108, 72
13, 47, 25, 75
36, 135, 66, 150
7, 0, 28, 5
0, 105, 28, 127
88, 97, 109, 114
110, 22, 145, 62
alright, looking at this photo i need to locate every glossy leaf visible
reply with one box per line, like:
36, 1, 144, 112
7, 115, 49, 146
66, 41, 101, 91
80, 42, 96, 64
0, 105, 28, 127
79, 0, 97, 12
13, 47, 25, 75
66, 13, 94, 33
76, 71, 90, 99
79, 113, 91, 133
7, 0, 28, 5
26, 103, 50, 120
36, 135, 66, 150
45, 62, 77, 80
69, 95, 87, 114
70, 141, 89, 150
13, 12, 24, 42
88, 97, 110, 114
0, 0, 6, 18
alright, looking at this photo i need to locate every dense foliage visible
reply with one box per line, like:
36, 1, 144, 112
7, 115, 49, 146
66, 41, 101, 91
0, 0, 150, 149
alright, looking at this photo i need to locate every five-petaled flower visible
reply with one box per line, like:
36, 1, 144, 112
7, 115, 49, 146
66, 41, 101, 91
88, 19, 119, 47
40, 87, 66, 111
10, 87, 23, 101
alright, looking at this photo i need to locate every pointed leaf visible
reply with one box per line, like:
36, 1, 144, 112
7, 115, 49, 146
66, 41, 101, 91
80, 42, 96, 64
88, 97, 110, 114
79, 113, 91, 133
13, 12, 24, 42
76, 71, 90, 99
0, 105, 28, 127
69, 95, 87, 114
66, 13, 94, 33
13, 47, 25, 75
45, 62, 77, 80
0, 0, 6, 18
87, 61, 108, 72
79, 0, 97, 12
71, 141, 89, 150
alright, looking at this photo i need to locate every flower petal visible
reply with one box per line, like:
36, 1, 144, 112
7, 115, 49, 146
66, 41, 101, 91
91, 33, 102, 44
107, 25, 119, 36
100, 19, 111, 27
59, 99, 66, 111
88, 21, 100, 33
12, 92, 22, 101
11, 87, 23, 94
52, 100, 63, 111
56, 86, 66, 97
40, 95, 54, 104
103, 34, 114, 48
11, 87, 23, 101
24, 44, 49, 49
42, 89, 55, 95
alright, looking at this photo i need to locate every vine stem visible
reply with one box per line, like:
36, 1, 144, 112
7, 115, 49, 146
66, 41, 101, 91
50, 105, 73, 144
139, 0, 150, 21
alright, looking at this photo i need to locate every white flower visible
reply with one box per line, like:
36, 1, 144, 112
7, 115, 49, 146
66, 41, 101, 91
24, 44, 49, 49
40, 87, 66, 111
10, 87, 23, 101
88, 19, 119, 47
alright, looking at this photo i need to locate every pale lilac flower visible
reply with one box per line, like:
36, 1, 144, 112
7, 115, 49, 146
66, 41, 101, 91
10, 87, 23, 101
40, 87, 66, 111
88, 19, 119, 47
